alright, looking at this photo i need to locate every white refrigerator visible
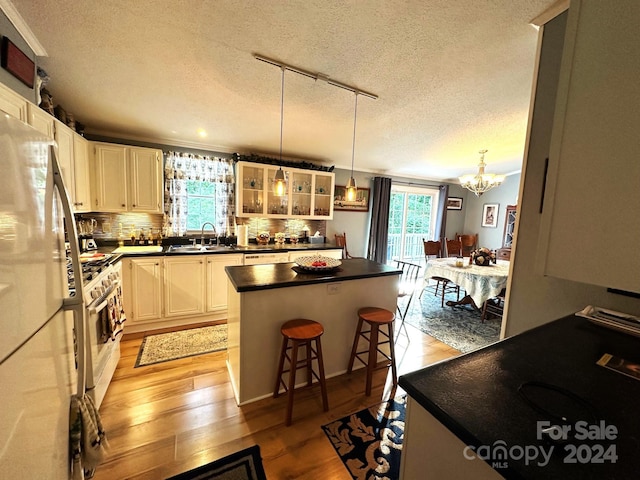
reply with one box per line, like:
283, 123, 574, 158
0, 114, 86, 478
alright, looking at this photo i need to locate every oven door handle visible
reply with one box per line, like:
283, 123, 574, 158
87, 282, 118, 313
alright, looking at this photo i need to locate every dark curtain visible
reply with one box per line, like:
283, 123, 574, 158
435, 184, 449, 257
367, 176, 392, 263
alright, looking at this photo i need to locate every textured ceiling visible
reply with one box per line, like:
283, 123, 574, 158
11, 0, 555, 182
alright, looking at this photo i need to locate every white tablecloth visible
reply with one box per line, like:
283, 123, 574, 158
425, 258, 510, 307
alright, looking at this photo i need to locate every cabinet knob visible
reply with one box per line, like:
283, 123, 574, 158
122, 204, 126, 207
155, 262, 159, 266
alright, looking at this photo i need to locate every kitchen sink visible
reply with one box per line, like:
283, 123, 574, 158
168, 244, 229, 253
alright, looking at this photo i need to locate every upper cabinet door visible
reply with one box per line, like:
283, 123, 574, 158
73, 135, 91, 213
237, 162, 267, 216
54, 120, 75, 202
0, 83, 28, 122
27, 104, 54, 138
538, 0, 640, 293
129, 146, 163, 213
93, 142, 128, 211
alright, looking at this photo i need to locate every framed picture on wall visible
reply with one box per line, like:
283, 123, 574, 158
482, 203, 499, 228
447, 197, 463, 210
334, 186, 370, 212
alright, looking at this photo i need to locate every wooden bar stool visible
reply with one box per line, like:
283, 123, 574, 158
273, 318, 329, 426
347, 307, 398, 396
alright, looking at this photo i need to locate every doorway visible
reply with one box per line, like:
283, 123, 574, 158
386, 185, 440, 266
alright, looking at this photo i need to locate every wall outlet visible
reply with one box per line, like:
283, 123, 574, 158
327, 283, 341, 295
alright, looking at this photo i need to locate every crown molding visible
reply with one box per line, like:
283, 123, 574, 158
0, 0, 47, 56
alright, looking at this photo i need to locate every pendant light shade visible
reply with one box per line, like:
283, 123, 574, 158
273, 167, 286, 196
346, 92, 359, 202
273, 66, 287, 196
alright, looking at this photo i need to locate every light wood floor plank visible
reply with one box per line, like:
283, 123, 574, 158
92, 323, 459, 479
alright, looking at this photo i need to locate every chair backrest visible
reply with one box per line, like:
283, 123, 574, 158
335, 232, 351, 259
456, 233, 478, 257
445, 238, 463, 257
394, 260, 422, 297
423, 239, 442, 259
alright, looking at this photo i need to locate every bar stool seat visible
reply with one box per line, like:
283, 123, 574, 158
347, 307, 398, 396
273, 318, 329, 426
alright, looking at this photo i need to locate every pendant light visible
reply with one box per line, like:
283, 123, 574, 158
346, 92, 359, 202
273, 66, 287, 196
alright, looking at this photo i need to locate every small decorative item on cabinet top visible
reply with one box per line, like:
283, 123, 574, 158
470, 247, 497, 266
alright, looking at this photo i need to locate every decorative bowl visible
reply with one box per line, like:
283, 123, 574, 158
294, 255, 342, 272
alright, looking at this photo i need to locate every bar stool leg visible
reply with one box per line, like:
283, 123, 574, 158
286, 341, 299, 426
273, 337, 288, 398
315, 337, 329, 412
366, 323, 380, 396
347, 317, 364, 373
306, 340, 313, 386
387, 323, 398, 385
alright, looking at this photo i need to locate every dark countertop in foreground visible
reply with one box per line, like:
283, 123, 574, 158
226, 258, 401, 292
398, 315, 640, 479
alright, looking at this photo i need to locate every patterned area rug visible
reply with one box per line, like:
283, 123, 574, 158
135, 324, 227, 367
401, 285, 501, 353
166, 444, 267, 480
322, 396, 406, 480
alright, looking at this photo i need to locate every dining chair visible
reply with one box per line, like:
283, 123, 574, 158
394, 259, 422, 341
456, 233, 478, 257
421, 239, 460, 307
481, 288, 507, 323
445, 238, 463, 257
334, 232, 360, 259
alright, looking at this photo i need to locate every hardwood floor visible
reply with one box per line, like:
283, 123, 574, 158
93, 323, 459, 479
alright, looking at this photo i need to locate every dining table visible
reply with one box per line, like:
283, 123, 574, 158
424, 257, 510, 309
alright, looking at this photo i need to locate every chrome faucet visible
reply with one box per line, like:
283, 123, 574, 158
201, 222, 217, 245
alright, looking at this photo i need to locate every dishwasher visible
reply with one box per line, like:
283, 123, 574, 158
243, 252, 290, 265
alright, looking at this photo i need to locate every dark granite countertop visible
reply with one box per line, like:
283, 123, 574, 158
225, 258, 401, 292
91, 242, 341, 258
398, 315, 640, 479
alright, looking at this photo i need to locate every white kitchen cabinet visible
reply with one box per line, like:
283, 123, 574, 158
53, 119, 75, 202
129, 146, 163, 213
236, 161, 334, 219
92, 142, 128, 211
91, 142, 163, 213
72, 134, 92, 213
27, 103, 54, 138
0, 82, 28, 122
537, 0, 640, 293
123, 257, 163, 323
206, 254, 243, 313
288, 249, 342, 261
164, 256, 206, 318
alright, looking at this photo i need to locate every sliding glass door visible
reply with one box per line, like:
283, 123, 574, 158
387, 185, 440, 265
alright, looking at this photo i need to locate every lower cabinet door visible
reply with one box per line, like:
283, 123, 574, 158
164, 257, 206, 318
127, 258, 163, 322
206, 254, 243, 312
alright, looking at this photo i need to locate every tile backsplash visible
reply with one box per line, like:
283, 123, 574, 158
81, 212, 326, 241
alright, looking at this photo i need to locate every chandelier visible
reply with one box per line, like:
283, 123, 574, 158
458, 149, 505, 196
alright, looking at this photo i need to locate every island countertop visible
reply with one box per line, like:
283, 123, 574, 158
398, 315, 640, 478
225, 258, 401, 292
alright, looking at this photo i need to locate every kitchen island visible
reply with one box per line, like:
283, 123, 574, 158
398, 315, 640, 479
225, 258, 401, 405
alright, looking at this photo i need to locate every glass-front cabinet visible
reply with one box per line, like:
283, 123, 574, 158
236, 161, 334, 219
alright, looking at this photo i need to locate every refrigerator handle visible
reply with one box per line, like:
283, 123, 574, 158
50, 146, 86, 397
